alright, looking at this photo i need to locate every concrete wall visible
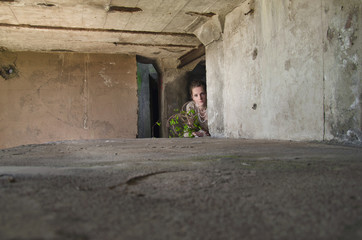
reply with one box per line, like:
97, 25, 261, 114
0, 51, 137, 148
159, 62, 189, 137
205, 0, 361, 142
323, 0, 362, 142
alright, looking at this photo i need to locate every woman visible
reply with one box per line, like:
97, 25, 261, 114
184, 80, 210, 137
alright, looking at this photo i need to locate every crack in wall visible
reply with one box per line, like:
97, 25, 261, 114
108, 6, 142, 13
186, 11, 215, 17
37, 3, 56, 7
112, 42, 196, 49
82, 55, 89, 130
0, 23, 195, 37
321, 0, 326, 141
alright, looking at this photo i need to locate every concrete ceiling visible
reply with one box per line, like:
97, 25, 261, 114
0, 0, 245, 59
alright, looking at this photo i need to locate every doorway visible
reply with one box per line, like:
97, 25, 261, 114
137, 61, 160, 138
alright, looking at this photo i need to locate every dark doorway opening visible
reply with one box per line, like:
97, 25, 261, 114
149, 74, 160, 138
137, 60, 160, 138
165, 60, 207, 138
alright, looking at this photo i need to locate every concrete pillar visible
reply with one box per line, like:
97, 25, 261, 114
323, 0, 362, 142
206, 41, 225, 137
202, 0, 361, 142
158, 59, 189, 137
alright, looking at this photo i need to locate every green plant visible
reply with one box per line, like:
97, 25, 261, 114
167, 105, 202, 138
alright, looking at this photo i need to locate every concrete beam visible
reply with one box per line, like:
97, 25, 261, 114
0, 23, 200, 58
193, 15, 223, 46
177, 44, 205, 69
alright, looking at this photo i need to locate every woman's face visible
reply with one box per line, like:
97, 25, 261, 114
191, 86, 207, 108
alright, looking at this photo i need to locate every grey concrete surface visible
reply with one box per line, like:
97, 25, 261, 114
206, 0, 362, 142
0, 138, 362, 240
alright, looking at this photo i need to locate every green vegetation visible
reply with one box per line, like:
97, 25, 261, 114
168, 108, 202, 138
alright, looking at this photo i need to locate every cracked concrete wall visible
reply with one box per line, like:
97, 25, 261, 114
323, 0, 362, 142
205, 0, 361, 142
0, 51, 137, 148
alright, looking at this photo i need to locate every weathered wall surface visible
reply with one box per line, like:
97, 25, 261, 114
159, 66, 189, 137
206, 41, 225, 138
323, 0, 362, 142
205, 0, 361, 142
0, 51, 137, 148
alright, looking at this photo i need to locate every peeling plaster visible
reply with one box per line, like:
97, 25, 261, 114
0, 52, 138, 148
99, 67, 113, 88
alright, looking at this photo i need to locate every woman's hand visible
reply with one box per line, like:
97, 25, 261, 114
192, 130, 210, 137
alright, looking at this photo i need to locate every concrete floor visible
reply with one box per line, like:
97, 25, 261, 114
0, 138, 361, 240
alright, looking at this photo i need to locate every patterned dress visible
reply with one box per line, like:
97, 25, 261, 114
185, 101, 209, 137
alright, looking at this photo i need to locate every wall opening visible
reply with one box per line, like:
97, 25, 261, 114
137, 60, 160, 138
165, 60, 207, 138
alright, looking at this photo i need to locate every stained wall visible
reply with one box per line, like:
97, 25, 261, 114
205, 0, 361, 142
0, 51, 137, 148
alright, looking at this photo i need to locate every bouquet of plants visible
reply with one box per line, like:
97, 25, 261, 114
167, 102, 202, 138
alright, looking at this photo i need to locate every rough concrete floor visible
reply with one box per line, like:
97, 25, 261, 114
0, 138, 361, 240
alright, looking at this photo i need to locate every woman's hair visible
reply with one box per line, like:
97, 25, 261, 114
189, 80, 206, 97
